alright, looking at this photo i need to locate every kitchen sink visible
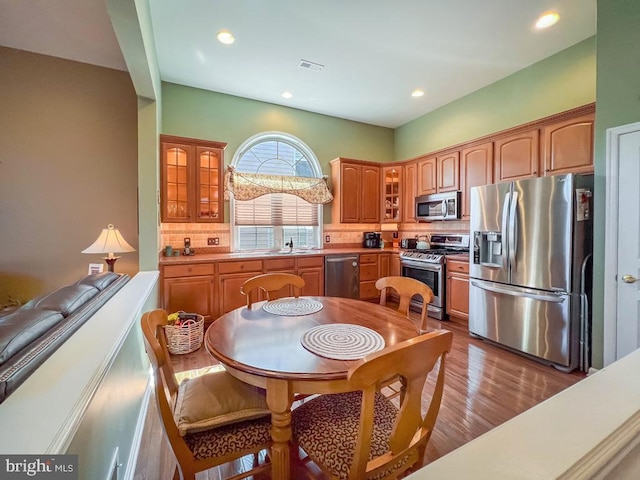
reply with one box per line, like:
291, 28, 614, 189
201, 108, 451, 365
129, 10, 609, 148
226, 250, 319, 257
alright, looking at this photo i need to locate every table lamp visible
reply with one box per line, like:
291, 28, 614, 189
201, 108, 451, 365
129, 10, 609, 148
82, 224, 136, 272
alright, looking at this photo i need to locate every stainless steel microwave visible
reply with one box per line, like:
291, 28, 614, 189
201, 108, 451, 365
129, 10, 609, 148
415, 191, 461, 221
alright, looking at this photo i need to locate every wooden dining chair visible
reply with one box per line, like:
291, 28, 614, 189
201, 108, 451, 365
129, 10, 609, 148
292, 330, 453, 480
375, 276, 434, 333
141, 309, 273, 480
241, 272, 306, 308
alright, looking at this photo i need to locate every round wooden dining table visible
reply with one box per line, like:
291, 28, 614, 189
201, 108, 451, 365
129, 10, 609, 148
204, 296, 420, 480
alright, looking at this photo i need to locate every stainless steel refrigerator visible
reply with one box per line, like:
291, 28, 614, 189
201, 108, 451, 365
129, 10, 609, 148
469, 174, 593, 372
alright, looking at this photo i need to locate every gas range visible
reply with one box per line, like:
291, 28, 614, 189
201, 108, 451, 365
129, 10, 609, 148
400, 249, 449, 264
399, 234, 470, 264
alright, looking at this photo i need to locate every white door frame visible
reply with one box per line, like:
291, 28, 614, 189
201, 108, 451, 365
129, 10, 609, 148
603, 120, 640, 366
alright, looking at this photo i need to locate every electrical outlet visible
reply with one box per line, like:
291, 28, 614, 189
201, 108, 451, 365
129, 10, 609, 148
207, 237, 219, 246
325, 235, 330, 243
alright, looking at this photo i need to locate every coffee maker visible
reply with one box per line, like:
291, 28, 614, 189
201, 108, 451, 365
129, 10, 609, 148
363, 232, 381, 248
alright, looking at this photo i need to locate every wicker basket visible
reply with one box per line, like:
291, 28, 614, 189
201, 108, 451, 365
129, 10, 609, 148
164, 315, 204, 355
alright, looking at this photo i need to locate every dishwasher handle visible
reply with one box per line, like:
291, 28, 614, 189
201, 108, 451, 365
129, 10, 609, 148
325, 255, 359, 264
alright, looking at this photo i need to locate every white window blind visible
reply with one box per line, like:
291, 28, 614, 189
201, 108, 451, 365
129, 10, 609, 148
230, 132, 323, 251
234, 193, 318, 226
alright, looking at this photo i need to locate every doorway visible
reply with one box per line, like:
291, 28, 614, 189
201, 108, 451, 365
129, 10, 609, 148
603, 121, 640, 365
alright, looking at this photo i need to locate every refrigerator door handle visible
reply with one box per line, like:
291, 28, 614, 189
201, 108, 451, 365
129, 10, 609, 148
471, 280, 566, 303
508, 191, 519, 271
501, 192, 511, 271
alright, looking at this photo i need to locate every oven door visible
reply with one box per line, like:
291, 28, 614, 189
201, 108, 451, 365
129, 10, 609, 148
400, 261, 442, 309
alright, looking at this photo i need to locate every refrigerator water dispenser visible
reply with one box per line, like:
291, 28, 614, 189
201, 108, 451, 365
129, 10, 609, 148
473, 231, 503, 267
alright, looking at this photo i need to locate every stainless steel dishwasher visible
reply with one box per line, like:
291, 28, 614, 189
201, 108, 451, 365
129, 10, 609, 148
324, 255, 360, 298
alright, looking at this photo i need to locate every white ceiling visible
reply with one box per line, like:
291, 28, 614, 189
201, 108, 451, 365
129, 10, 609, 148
0, 0, 596, 128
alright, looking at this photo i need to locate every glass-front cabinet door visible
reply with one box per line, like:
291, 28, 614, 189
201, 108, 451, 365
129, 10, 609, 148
197, 147, 222, 221
160, 135, 227, 223
163, 142, 192, 222
382, 165, 402, 222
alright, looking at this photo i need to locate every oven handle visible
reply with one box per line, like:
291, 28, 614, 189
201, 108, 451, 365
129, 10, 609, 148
400, 259, 443, 271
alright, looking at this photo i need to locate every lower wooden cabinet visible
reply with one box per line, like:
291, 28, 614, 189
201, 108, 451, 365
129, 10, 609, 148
162, 264, 215, 322
446, 259, 469, 325
297, 257, 324, 297
161, 252, 395, 320
359, 253, 380, 300
390, 253, 401, 276
218, 260, 263, 315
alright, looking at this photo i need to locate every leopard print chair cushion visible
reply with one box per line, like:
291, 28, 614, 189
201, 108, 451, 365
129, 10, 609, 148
292, 391, 412, 479
185, 416, 272, 460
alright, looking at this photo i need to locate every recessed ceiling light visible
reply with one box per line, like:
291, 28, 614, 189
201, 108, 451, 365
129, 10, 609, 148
282, 92, 293, 99
412, 90, 425, 98
217, 30, 235, 45
535, 11, 560, 29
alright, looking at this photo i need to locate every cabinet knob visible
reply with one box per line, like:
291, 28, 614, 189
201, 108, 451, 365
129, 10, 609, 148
188, 267, 192, 272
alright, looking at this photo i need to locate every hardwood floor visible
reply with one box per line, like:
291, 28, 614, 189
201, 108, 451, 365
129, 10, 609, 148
134, 312, 585, 479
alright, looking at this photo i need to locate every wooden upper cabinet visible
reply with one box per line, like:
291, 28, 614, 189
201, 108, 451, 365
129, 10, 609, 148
382, 165, 402, 223
339, 162, 361, 223
196, 147, 223, 221
330, 158, 380, 223
437, 151, 460, 192
361, 165, 381, 223
494, 129, 539, 182
161, 135, 227, 223
162, 142, 192, 222
460, 142, 494, 219
403, 161, 417, 222
417, 152, 459, 195
417, 156, 437, 195
541, 113, 594, 176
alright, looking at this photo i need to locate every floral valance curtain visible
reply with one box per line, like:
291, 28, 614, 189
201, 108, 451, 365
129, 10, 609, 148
224, 166, 333, 205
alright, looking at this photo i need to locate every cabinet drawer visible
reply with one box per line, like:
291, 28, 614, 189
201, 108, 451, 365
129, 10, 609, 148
360, 253, 379, 264
360, 264, 378, 281
163, 263, 214, 278
296, 256, 324, 268
360, 281, 379, 299
218, 260, 263, 274
264, 258, 296, 271
447, 260, 469, 274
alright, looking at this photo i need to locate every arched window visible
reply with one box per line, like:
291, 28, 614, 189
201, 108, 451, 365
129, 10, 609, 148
230, 132, 323, 251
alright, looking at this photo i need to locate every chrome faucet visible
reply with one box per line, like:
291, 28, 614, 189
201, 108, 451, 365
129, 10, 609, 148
285, 237, 294, 253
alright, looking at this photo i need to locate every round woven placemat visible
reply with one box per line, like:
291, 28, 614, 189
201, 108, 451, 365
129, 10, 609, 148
262, 297, 323, 316
300, 323, 385, 360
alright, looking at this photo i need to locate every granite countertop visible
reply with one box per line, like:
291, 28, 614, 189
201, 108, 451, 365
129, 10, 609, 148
159, 247, 402, 265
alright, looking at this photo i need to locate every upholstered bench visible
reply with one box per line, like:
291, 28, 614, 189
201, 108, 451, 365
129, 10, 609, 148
0, 272, 129, 404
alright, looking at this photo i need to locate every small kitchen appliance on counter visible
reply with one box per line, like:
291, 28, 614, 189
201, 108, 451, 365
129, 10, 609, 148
363, 232, 381, 248
400, 238, 417, 249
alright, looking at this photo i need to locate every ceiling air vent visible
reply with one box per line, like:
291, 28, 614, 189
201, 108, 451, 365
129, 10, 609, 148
299, 59, 324, 71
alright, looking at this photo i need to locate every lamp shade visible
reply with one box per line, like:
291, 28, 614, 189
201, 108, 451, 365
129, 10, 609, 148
82, 224, 136, 258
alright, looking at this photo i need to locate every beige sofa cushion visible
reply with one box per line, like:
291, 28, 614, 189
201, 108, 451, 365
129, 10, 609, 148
174, 369, 270, 436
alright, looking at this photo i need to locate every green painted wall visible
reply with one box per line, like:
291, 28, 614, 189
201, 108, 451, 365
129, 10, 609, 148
394, 37, 596, 160
592, 0, 640, 368
162, 82, 394, 170
162, 82, 395, 222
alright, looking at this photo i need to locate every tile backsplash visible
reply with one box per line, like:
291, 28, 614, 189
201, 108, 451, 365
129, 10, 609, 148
160, 220, 471, 253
